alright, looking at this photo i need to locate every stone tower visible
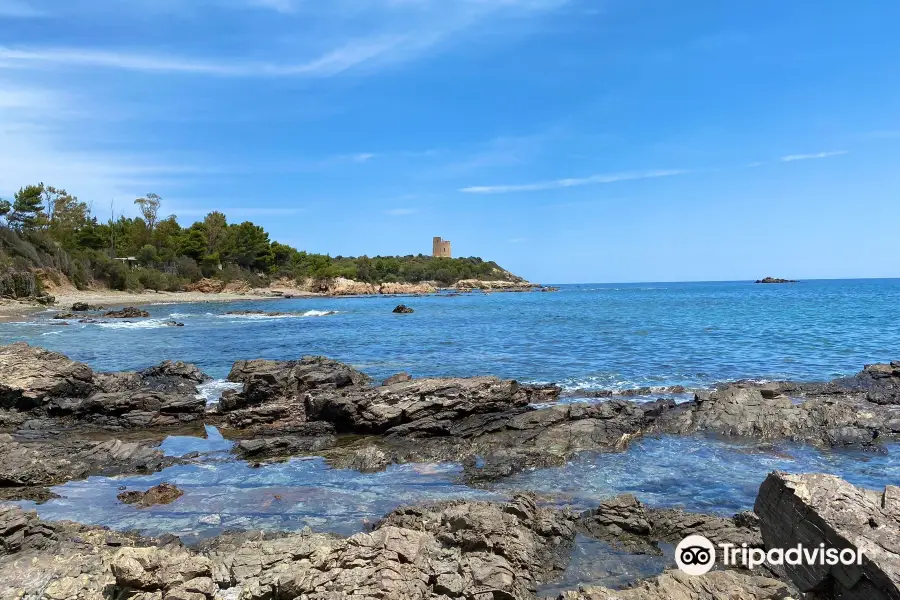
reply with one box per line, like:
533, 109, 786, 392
432, 236, 452, 258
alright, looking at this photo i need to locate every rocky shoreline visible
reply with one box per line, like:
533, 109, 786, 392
2, 342, 900, 598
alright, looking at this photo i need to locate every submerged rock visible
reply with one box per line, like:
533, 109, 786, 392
556, 570, 791, 599
118, 483, 185, 508
579, 494, 761, 555
755, 471, 900, 598
104, 306, 151, 318
52, 312, 74, 319
392, 304, 414, 313
234, 434, 336, 460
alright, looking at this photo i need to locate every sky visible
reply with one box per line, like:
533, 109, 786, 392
1, 0, 899, 283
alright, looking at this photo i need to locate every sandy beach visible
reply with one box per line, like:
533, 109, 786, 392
0, 288, 318, 320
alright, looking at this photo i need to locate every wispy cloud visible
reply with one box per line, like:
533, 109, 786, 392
385, 208, 417, 216
0, 0, 43, 17
780, 150, 848, 162
460, 169, 687, 194
0, 39, 405, 77
174, 207, 304, 218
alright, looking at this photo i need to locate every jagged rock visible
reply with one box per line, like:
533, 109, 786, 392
234, 435, 336, 460
656, 384, 900, 451
755, 471, 900, 598
579, 494, 761, 555
71, 302, 93, 311
0, 434, 179, 490
47, 389, 206, 428
382, 372, 412, 386
333, 445, 391, 473
52, 312, 74, 319
118, 483, 185, 507
0, 506, 148, 598
309, 376, 532, 434
0, 342, 95, 409
556, 570, 791, 599
392, 304, 414, 313
104, 306, 151, 318
112, 546, 215, 598
137, 361, 211, 394
755, 277, 798, 284
204, 495, 576, 600
220, 357, 369, 431
522, 383, 562, 403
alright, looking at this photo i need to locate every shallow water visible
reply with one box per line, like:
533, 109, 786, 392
3, 279, 899, 390
493, 434, 900, 514
19, 430, 900, 542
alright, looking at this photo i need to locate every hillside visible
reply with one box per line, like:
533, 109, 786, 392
1, 184, 529, 302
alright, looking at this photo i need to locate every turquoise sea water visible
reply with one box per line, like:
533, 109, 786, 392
3, 279, 899, 390
4, 279, 900, 588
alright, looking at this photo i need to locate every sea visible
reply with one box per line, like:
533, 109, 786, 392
2, 279, 899, 589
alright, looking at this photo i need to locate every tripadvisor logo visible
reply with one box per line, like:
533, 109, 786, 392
675, 535, 865, 575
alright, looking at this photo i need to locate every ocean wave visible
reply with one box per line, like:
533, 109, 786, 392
92, 319, 181, 330
217, 310, 338, 320
195, 379, 243, 405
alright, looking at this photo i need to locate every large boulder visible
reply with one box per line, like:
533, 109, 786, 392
219, 357, 368, 432
0, 342, 94, 409
755, 472, 900, 599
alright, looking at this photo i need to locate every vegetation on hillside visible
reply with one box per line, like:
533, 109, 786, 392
0, 183, 514, 294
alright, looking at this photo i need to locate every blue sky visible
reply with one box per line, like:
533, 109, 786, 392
2, 0, 899, 283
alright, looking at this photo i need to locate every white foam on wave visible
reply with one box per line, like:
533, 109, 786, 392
93, 318, 178, 330
195, 379, 243, 406
217, 310, 338, 320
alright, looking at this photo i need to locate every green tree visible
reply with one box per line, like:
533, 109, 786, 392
203, 211, 228, 254
178, 227, 207, 261
134, 193, 161, 233
227, 221, 273, 271
0, 199, 11, 225
47, 187, 89, 248
137, 244, 159, 266
9, 184, 46, 230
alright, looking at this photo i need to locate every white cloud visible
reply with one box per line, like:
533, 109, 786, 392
353, 153, 378, 162
0, 39, 405, 77
780, 150, 848, 162
174, 207, 304, 217
0, 0, 568, 77
460, 169, 687, 194
0, 78, 209, 206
